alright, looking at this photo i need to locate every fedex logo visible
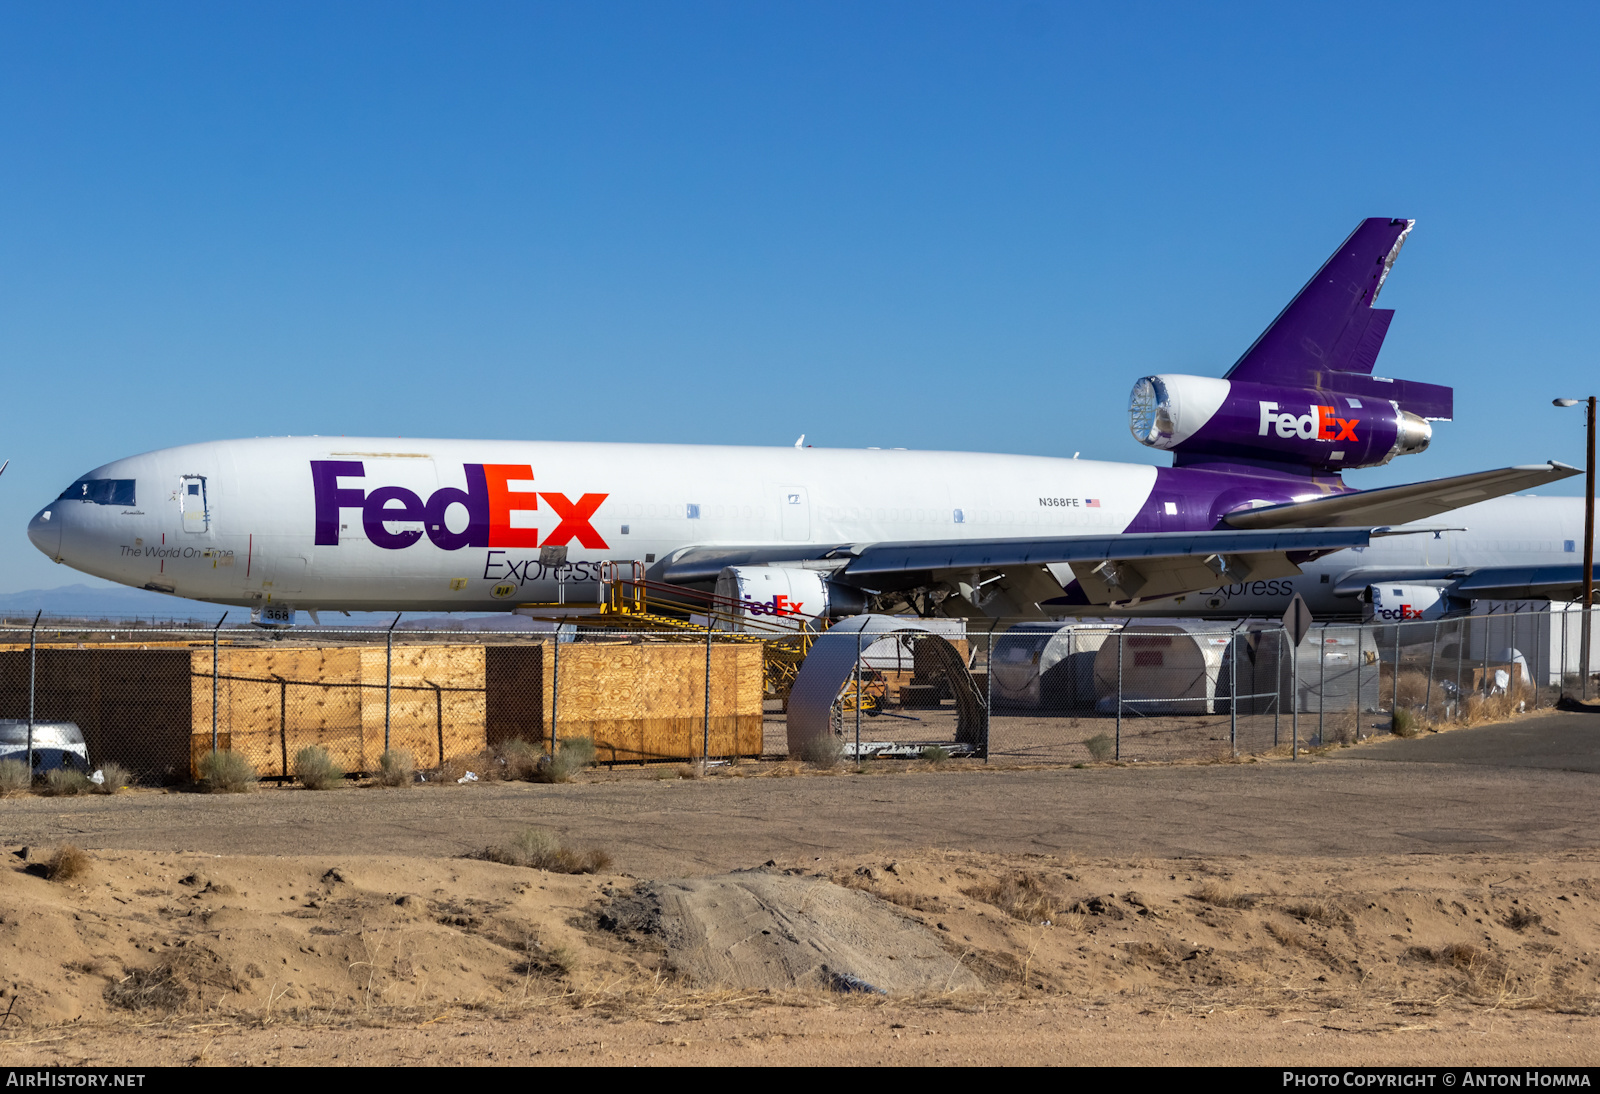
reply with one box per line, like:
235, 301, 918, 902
1257, 402, 1359, 443
1374, 604, 1425, 621
742, 594, 806, 617
311, 461, 608, 552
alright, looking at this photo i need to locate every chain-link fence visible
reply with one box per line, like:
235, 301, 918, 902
0, 603, 1589, 784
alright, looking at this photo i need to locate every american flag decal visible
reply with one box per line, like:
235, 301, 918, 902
1085, 498, 1101, 508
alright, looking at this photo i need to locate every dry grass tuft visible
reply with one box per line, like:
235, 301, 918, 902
962, 872, 1058, 924
45, 768, 92, 796
1265, 920, 1307, 949
531, 737, 597, 783
1125, 940, 1182, 967
198, 749, 256, 793
1409, 942, 1497, 970
1503, 906, 1543, 931
92, 761, 133, 794
1191, 881, 1255, 909
377, 749, 414, 787
1390, 707, 1420, 738
105, 964, 189, 1014
0, 758, 29, 796
47, 844, 91, 883
501, 739, 542, 781
293, 745, 344, 790
920, 745, 951, 765
1083, 734, 1114, 762
1283, 899, 1344, 925
478, 828, 612, 875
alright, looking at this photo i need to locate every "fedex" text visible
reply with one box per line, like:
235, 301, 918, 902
311, 461, 608, 552
1257, 402, 1359, 443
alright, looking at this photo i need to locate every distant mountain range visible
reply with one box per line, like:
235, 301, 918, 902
0, 584, 534, 631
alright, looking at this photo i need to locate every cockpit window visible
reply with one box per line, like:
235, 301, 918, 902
56, 479, 136, 506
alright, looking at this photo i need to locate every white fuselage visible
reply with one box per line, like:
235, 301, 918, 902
27, 436, 1590, 619
27, 437, 1152, 612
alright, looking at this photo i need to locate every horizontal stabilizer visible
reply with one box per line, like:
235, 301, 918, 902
1222, 463, 1579, 531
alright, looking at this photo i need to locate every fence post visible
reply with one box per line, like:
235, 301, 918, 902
1115, 629, 1123, 761
26, 610, 39, 776
702, 623, 712, 773
1392, 621, 1401, 717
1318, 625, 1326, 746
212, 612, 227, 754
1291, 627, 1298, 760
1273, 629, 1281, 748
854, 628, 863, 767
1229, 630, 1237, 757
1354, 624, 1364, 741
984, 621, 997, 762
278, 676, 288, 778
1511, 610, 1520, 708
1426, 619, 1439, 716
550, 630, 561, 756
385, 613, 400, 754
1562, 602, 1570, 695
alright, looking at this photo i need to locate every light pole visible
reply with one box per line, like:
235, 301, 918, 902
1554, 397, 1596, 699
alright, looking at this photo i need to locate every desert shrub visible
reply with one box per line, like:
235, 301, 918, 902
1266, 921, 1306, 949
376, 749, 415, 787
1391, 707, 1419, 738
1191, 881, 1255, 909
478, 828, 612, 874
797, 733, 843, 769
0, 759, 29, 796
962, 872, 1058, 924
531, 736, 596, 783
93, 762, 133, 794
47, 844, 90, 882
502, 738, 542, 780
1502, 906, 1542, 931
1084, 733, 1115, 762
1283, 899, 1344, 925
105, 964, 189, 1014
920, 745, 951, 765
198, 749, 256, 793
46, 768, 92, 796
293, 746, 343, 790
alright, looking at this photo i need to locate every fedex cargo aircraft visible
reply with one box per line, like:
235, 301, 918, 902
25, 219, 1593, 626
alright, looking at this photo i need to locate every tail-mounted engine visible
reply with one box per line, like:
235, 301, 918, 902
1129, 374, 1440, 473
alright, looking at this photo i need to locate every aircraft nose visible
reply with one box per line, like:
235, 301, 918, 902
27, 506, 62, 561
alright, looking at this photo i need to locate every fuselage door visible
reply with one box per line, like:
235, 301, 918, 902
778, 485, 810, 541
179, 475, 209, 533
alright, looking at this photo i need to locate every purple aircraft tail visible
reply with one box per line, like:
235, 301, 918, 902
1224, 218, 1451, 422
1128, 218, 1453, 477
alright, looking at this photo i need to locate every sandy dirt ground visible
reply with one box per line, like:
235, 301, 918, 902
1, 715, 1598, 1066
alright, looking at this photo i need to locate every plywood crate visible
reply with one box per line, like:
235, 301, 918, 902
190, 645, 486, 776
542, 641, 763, 762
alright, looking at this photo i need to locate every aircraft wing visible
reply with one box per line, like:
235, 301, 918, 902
663, 527, 1375, 609
1332, 564, 1600, 603
1221, 462, 1579, 530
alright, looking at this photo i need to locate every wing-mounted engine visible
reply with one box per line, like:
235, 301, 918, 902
713, 565, 867, 629
1129, 373, 1438, 473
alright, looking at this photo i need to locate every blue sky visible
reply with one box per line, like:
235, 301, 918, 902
2, 2, 1597, 595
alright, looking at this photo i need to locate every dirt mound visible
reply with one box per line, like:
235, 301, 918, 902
601, 871, 982, 994
0, 846, 622, 1025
